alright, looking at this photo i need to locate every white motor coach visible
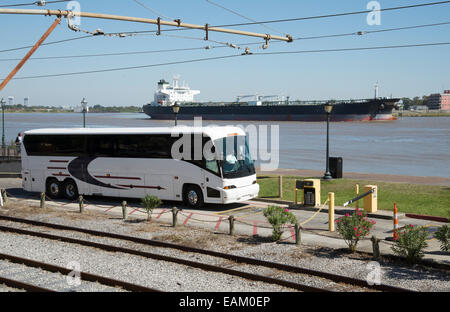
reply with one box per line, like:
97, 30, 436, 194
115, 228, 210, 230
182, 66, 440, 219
21, 126, 259, 208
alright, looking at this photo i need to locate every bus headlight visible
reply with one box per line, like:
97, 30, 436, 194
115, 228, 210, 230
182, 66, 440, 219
224, 185, 236, 190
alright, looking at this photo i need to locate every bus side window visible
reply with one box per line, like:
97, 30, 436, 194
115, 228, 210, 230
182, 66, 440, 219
205, 159, 219, 174
203, 138, 220, 175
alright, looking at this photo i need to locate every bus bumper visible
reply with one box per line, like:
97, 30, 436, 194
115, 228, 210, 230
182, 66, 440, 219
222, 183, 260, 204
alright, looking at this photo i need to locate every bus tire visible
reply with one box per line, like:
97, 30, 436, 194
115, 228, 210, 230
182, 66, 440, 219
46, 178, 61, 199
183, 185, 204, 209
62, 179, 79, 201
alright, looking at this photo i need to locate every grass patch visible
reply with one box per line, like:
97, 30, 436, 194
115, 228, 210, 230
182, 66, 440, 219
257, 175, 450, 218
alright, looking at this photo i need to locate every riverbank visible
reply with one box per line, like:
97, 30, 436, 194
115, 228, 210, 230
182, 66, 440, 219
393, 111, 450, 117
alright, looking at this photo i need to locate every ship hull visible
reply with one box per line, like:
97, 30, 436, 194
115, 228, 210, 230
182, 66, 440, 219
143, 99, 399, 122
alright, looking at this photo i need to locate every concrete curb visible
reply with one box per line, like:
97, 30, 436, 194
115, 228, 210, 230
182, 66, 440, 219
254, 198, 397, 221
405, 213, 449, 223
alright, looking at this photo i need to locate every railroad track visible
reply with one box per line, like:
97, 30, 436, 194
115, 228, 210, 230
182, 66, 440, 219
0, 252, 159, 292
0, 215, 412, 292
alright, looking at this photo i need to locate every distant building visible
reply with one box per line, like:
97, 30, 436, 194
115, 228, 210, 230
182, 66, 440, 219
428, 90, 450, 111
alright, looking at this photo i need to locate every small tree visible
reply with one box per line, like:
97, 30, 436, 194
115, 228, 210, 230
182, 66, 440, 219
263, 206, 297, 242
335, 208, 376, 253
434, 225, 449, 252
391, 224, 428, 263
141, 195, 162, 222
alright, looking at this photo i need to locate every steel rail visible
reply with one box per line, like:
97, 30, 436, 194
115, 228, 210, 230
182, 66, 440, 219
0, 252, 159, 292
0, 224, 327, 292
0, 275, 55, 292
0, 8, 293, 42
0, 215, 412, 292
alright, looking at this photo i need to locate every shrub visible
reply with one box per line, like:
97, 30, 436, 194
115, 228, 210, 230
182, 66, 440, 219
391, 224, 428, 263
141, 195, 162, 221
434, 225, 450, 252
335, 208, 376, 253
263, 206, 297, 241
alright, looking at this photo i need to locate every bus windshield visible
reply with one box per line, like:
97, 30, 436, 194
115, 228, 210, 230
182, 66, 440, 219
214, 135, 255, 179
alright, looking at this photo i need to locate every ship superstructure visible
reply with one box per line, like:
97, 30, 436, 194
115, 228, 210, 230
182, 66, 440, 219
152, 75, 200, 106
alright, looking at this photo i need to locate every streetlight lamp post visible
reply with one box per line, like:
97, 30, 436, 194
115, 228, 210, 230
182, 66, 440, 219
323, 103, 333, 180
1, 98, 6, 149
81, 98, 88, 128
172, 102, 180, 126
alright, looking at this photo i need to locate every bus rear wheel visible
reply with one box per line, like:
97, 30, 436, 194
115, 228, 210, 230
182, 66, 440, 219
46, 178, 61, 199
183, 185, 204, 209
62, 179, 79, 201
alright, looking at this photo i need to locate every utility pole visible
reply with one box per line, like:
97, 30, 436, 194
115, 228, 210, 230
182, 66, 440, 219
0, 18, 61, 94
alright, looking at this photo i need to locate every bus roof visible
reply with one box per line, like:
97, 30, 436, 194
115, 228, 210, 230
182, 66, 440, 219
24, 126, 246, 141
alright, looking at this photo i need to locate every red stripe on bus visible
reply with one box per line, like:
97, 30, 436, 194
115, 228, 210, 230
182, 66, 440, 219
95, 176, 141, 180
117, 184, 165, 190
183, 213, 193, 225
52, 173, 70, 177
47, 167, 66, 170
49, 160, 69, 163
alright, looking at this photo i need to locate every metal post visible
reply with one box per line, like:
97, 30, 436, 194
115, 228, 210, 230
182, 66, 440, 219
371, 235, 381, 261
172, 206, 178, 227
295, 223, 301, 245
83, 109, 86, 128
228, 215, 235, 235
40, 192, 45, 209
1, 189, 7, 204
323, 111, 332, 180
122, 201, 127, 220
328, 192, 335, 232
78, 195, 84, 213
174, 113, 178, 126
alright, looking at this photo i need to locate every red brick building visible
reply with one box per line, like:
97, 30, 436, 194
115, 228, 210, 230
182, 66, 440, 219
428, 90, 450, 111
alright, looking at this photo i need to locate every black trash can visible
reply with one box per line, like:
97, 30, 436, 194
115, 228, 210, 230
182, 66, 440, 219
329, 157, 343, 179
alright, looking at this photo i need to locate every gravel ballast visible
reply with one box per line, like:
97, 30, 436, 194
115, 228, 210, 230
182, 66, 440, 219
0, 202, 449, 292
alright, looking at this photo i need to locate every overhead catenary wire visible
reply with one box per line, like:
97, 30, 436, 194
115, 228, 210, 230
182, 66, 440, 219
131, 0, 173, 21
3, 19, 448, 56
212, 1, 450, 27
204, 0, 286, 36
5, 41, 450, 81
0, 46, 226, 61
0, 34, 92, 53
0, 0, 70, 8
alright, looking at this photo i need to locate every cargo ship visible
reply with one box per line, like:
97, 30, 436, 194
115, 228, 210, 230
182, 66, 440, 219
143, 78, 400, 121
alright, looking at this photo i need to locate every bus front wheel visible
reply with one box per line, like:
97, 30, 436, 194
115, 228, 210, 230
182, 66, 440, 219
46, 178, 61, 199
183, 185, 204, 209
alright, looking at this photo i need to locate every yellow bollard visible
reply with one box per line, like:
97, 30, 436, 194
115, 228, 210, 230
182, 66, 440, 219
355, 184, 359, 209
278, 175, 283, 198
328, 192, 335, 232
363, 185, 378, 213
294, 180, 298, 205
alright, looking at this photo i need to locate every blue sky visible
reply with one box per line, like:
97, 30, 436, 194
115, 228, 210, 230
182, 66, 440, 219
0, 0, 449, 107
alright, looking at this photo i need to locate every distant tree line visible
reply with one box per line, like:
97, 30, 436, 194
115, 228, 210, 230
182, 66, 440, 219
401, 96, 430, 110
90, 105, 142, 113
3, 104, 142, 113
